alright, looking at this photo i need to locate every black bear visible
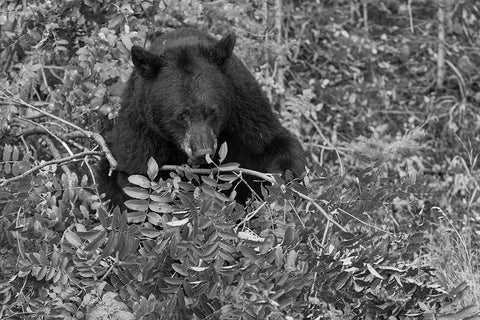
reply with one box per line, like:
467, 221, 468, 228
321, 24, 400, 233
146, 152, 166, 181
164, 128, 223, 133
97, 28, 305, 208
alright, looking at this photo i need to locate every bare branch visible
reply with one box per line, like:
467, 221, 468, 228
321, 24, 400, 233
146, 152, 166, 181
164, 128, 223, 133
290, 189, 347, 232
0, 151, 103, 187
1, 92, 117, 170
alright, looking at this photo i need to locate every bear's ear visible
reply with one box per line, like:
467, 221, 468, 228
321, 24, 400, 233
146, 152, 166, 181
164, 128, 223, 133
131, 46, 161, 78
212, 32, 236, 65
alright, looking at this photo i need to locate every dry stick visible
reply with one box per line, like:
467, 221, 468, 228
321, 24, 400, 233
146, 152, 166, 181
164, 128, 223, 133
444, 59, 466, 103
298, 108, 345, 175
362, 0, 369, 35
407, 0, 414, 33
0, 151, 103, 187
18, 117, 74, 157
436, 0, 446, 90
0, 93, 117, 169
274, 0, 284, 96
44, 136, 75, 194
1, 92, 87, 134
336, 208, 393, 235
291, 189, 347, 232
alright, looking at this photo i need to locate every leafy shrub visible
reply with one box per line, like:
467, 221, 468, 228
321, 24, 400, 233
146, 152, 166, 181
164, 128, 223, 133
1, 0, 479, 319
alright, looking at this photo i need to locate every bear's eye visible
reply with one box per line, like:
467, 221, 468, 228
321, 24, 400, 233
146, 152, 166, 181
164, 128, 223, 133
176, 111, 189, 122
204, 106, 217, 118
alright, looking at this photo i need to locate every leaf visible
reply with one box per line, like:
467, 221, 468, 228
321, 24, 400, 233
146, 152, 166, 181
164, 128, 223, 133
448, 281, 469, 298
190, 266, 209, 272
171, 263, 189, 276
200, 243, 218, 259
219, 142, 228, 163
147, 212, 163, 225
12, 146, 19, 161
121, 34, 133, 51
238, 230, 264, 242
217, 230, 238, 240
205, 153, 213, 164
126, 211, 147, 223
274, 245, 283, 267
36, 266, 48, 281
138, 228, 162, 238
11, 162, 20, 176
239, 245, 258, 261
102, 232, 118, 258
45, 267, 58, 282
163, 277, 184, 286
97, 207, 109, 229
217, 174, 238, 182
282, 225, 296, 248
86, 291, 135, 320
147, 157, 159, 180
285, 250, 297, 272
148, 201, 173, 214
123, 186, 149, 200
64, 230, 82, 248
366, 263, 384, 279
149, 194, 171, 202
30, 63, 42, 72
3, 144, 12, 162
128, 175, 151, 188
218, 163, 240, 171
166, 218, 189, 227
84, 230, 107, 252
124, 200, 148, 211
201, 176, 218, 187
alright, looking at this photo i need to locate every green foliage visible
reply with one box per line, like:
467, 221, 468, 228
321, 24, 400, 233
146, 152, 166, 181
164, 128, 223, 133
1, 0, 480, 319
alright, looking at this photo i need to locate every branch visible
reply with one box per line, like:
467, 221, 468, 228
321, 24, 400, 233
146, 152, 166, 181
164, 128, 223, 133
1, 92, 117, 169
1, 91, 88, 134
436, 0, 446, 90
290, 189, 347, 232
159, 165, 277, 184
43, 136, 75, 194
0, 151, 103, 187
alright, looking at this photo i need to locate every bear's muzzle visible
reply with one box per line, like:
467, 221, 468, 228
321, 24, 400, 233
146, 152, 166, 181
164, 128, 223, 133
181, 123, 217, 163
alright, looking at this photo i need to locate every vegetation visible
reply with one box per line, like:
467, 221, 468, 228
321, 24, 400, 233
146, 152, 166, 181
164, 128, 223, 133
1, 0, 479, 319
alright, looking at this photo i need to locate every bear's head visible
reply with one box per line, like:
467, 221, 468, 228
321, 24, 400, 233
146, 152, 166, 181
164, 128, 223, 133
130, 31, 237, 163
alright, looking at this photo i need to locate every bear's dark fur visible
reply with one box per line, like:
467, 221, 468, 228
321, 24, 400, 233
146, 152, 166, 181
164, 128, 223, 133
97, 28, 306, 207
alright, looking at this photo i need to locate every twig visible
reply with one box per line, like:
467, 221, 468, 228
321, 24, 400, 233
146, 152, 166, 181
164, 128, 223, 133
362, 0, 369, 35
1, 91, 88, 134
160, 165, 277, 184
1, 93, 117, 169
407, 0, 414, 33
0, 151, 103, 187
234, 201, 266, 232
288, 199, 305, 228
436, 0, 446, 90
290, 189, 346, 232
444, 59, 466, 103
336, 208, 393, 235
18, 117, 74, 156
298, 108, 345, 175
44, 136, 74, 194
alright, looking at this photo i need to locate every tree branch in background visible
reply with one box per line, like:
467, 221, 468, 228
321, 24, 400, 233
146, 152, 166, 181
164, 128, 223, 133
0, 92, 117, 170
362, 0, 369, 35
436, 0, 446, 90
0, 151, 103, 187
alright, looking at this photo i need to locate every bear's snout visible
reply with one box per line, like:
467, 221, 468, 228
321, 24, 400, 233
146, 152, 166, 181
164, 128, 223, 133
181, 123, 217, 163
